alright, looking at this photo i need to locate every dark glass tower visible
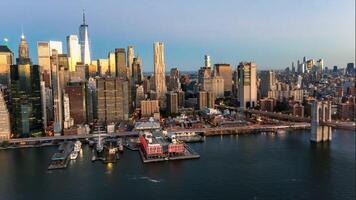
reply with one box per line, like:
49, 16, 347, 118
10, 34, 43, 137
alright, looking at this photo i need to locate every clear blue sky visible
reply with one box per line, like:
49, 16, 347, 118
0, 0, 354, 71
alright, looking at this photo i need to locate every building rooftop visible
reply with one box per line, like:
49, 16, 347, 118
0, 45, 12, 53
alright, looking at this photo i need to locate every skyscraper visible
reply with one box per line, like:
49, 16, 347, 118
0, 45, 13, 88
37, 41, 51, 73
115, 48, 126, 78
79, 10, 91, 65
95, 77, 129, 123
169, 68, 180, 91
0, 90, 11, 140
98, 59, 109, 76
50, 50, 63, 135
215, 63, 233, 92
127, 45, 134, 79
65, 82, 87, 125
237, 62, 257, 108
166, 91, 178, 114
10, 34, 43, 137
132, 56, 143, 84
259, 70, 276, 98
66, 35, 81, 72
153, 42, 167, 106
49, 41, 63, 55
108, 52, 116, 77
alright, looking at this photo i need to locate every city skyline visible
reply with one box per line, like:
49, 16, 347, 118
0, 0, 355, 71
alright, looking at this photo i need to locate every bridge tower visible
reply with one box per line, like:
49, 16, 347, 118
310, 100, 332, 142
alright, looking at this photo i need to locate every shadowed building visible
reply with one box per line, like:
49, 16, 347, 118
65, 82, 87, 125
10, 34, 43, 137
115, 48, 126, 78
166, 91, 178, 114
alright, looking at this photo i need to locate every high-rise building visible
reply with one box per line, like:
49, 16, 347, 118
204, 55, 211, 68
177, 90, 185, 108
127, 45, 134, 79
71, 62, 88, 82
215, 64, 232, 92
0, 45, 13, 88
79, 10, 91, 65
166, 91, 178, 114
65, 82, 87, 125
108, 52, 116, 77
345, 63, 355, 75
37, 41, 51, 74
237, 62, 257, 108
140, 100, 159, 117
115, 48, 126, 78
95, 77, 129, 123
50, 50, 63, 135
63, 93, 74, 129
49, 41, 63, 55
98, 59, 109, 76
153, 42, 167, 106
198, 90, 208, 110
132, 56, 143, 84
135, 85, 145, 107
207, 91, 215, 108
317, 59, 324, 72
201, 75, 224, 98
10, 34, 43, 137
198, 90, 215, 110
38, 41, 63, 82
0, 90, 11, 140
66, 35, 81, 72
259, 70, 276, 98
169, 68, 181, 91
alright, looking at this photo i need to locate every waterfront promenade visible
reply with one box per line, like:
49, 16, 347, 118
1, 123, 311, 147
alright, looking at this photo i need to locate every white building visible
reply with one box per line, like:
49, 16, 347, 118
49, 41, 63, 55
66, 35, 81, 72
238, 62, 257, 108
79, 10, 91, 65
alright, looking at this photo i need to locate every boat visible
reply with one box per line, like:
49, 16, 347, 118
70, 151, 78, 160
96, 133, 104, 153
169, 131, 204, 143
117, 139, 124, 152
74, 141, 82, 152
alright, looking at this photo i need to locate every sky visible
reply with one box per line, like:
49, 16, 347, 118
0, 0, 355, 71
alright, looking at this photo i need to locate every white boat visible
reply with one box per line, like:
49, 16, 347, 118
70, 151, 78, 160
96, 133, 104, 153
74, 141, 82, 152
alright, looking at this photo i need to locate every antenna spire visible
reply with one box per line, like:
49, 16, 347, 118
21, 25, 25, 39
83, 9, 86, 25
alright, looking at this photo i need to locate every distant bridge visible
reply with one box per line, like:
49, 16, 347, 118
217, 105, 310, 122
168, 123, 311, 136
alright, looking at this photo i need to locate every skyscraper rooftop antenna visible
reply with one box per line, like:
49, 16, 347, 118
83, 9, 86, 25
21, 25, 25, 39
